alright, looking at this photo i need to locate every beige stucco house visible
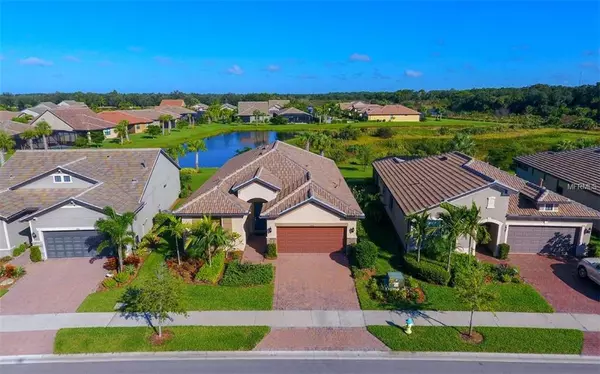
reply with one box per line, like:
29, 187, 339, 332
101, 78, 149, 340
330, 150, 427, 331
367, 105, 421, 122
373, 152, 600, 257
174, 141, 364, 253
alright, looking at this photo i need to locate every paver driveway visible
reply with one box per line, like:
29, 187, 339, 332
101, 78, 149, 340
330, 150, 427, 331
510, 254, 600, 314
0, 258, 106, 315
274, 252, 360, 310
255, 328, 389, 351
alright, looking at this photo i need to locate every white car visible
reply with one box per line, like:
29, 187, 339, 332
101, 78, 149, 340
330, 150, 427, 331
577, 258, 600, 286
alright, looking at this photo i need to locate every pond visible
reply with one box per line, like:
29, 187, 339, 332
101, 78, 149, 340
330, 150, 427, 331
178, 131, 295, 168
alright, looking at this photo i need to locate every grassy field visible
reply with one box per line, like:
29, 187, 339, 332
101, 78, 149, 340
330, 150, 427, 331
367, 326, 583, 354
77, 252, 273, 312
0, 289, 7, 298
54, 326, 270, 353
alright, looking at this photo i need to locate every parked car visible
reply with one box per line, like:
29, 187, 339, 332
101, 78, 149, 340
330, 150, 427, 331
577, 258, 600, 286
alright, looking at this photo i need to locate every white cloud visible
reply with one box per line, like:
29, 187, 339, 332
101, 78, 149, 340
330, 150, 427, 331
266, 64, 280, 72
154, 56, 173, 65
128, 46, 144, 52
349, 53, 371, 62
227, 64, 243, 75
64, 55, 80, 62
19, 57, 53, 66
404, 69, 423, 78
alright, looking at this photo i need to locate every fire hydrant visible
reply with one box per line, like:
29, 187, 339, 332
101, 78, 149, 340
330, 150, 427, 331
405, 318, 414, 335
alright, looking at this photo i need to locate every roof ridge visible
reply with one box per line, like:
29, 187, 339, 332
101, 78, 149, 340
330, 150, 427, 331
262, 179, 312, 215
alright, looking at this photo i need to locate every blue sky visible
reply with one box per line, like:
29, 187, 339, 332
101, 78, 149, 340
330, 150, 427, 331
1, 1, 598, 93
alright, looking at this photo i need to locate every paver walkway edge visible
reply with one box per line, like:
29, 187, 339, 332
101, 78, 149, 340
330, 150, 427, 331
1, 310, 599, 332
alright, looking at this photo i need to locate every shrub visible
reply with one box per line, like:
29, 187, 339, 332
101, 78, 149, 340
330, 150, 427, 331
366, 278, 385, 301
356, 221, 368, 239
114, 272, 129, 284
402, 254, 451, 286
103, 257, 118, 271
102, 278, 117, 289
497, 243, 510, 259
325, 146, 349, 163
0, 256, 12, 264
265, 243, 277, 260
123, 255, 141, 268
12, 243, 28, 257
4, 264, 16, 278
587, 242, 599, 258
354, 240, 379, 269
336, 126, 360, 140
228, 250, 244, 261
124, 264, 136, 276
29, 246, 42, 262
374, 127, 396, 139
195, 251, 225, 284
220, 261, 274, 286
0, 266, 4, 277
14, 266, 25, 277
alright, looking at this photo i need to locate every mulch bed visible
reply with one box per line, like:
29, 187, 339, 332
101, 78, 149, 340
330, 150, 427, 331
460, 331, 484, 344
148, 330, 174, 346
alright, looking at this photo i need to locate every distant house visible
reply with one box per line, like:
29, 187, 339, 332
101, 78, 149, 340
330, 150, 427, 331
276, 107, 313, 123
237, 100, 291, 123
159, 99, 186, 107
0, 120, 37, 149
29, 107, 116, 145
58, 100, 88, 108
191, 103, 209, 112
221, 103, 237, 111
20, 102, 59, 118
367, 105, 420, 122
97, 111, 154, 135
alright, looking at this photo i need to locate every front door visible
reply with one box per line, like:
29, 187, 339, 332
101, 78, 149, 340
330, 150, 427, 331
254, 202, 267, 233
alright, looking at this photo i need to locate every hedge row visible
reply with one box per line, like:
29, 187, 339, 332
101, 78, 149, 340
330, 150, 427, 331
402, 253, 450, 286
195, 251, 225, 284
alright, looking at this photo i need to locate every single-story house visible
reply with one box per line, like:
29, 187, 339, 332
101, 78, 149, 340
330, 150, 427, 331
0, 120, 37, 149
174, 141, 364, 253
191, 103, 209, 112
29, 107, 117, 145
20, 102, 59, 118
159, 99, 185, 107
97, 111, 154, 135
367, 105, 420, 122
221, 103, 237, 111
237, 100, 290, 123
0, 111, 20, 121
276, 107, 313, 123
0, 149, 180, 258
373, 152, 600, 257
58, 100, 88, 108
515, 147, 600, 230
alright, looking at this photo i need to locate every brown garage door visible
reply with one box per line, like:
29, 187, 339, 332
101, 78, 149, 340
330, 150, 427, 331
507, 226, 578, 255
277, 227, 346, 253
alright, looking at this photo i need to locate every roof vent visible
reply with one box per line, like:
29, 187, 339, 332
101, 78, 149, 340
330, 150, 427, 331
141, 161, 146, 168
132, 178, 138, 184
439, 156, 448, 161
392, 157, 404, 163
9, 174, 14, 179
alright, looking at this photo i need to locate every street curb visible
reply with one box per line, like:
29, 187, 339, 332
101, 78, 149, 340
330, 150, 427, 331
1, 351, 599, 365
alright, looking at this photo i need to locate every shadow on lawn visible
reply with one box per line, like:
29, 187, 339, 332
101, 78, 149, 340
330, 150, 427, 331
386, 310, 463, 334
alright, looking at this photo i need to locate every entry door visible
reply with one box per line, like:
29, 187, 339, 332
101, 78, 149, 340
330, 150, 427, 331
254, 202, 267, 233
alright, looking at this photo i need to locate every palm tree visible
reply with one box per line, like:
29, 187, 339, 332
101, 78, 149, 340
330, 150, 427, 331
297, 132, 316, 151
155, 213, 186, 265
449, 133, 476, 155
115, 121, 128, 145
21, 128, 38, 150
438, 202, 468, 272
206, 103, 222, 124
186, 216, 233, 266
0, 130, 15, 166
35, 121, 52, 150
187, 139, 207, 170
405, 210, 435, 263
158, 114, 173, 135
463, 202, 490, 258
95, 206, 135, 272
165, 144, 186, 165
312, 133, 331, 156
117, 119, 130, 142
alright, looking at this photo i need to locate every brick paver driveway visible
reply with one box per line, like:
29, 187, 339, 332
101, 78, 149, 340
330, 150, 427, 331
0, 258, 106, 315
510, 254, 600, 314
255, 328, 389, 351
274, 252, 360, 310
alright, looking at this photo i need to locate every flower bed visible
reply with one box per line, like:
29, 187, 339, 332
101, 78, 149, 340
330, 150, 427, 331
96, 253, 147, 292
0, 259, 26, 296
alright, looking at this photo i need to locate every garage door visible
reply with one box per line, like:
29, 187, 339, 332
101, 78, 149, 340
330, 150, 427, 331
507, 226, 578, 255
44, 230, 104, 258
277, 227, 346, 253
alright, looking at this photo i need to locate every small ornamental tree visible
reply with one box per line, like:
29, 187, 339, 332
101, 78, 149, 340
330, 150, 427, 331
145, 125, 162, 138
455, 265, 496, 337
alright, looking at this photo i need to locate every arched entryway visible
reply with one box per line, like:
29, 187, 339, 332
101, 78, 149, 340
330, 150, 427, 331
478, 219, 503, 256
248, 198, 268, 235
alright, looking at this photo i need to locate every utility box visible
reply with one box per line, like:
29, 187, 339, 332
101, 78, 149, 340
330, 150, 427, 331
385, 271, 405, 290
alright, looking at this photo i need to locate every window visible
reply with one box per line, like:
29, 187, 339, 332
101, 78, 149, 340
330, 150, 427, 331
103, 129, 111, 136
52, 174, 73, 183
540, 204, 558, 212
487, 196, 496, 209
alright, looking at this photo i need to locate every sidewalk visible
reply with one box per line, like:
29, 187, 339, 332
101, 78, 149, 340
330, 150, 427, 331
1, 310, 599, 332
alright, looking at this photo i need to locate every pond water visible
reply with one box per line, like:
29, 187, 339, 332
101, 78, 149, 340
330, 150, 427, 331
178, 131, 295, 168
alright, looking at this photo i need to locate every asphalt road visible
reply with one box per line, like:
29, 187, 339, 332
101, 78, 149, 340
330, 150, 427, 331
2, 359, 599, 374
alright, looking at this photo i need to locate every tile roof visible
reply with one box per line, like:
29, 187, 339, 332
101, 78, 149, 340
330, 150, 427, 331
515, 147, 600, 196
237, 100, 290, 116
155, 106, 195, 115
374, 152, 600, 220
368, 104, 420, 116
0, 111, 19, 121
174, 141, 364, 219
0, 149, 175, 219
40, 108, 116, 131
97, 111, 152, 125
221, 103, 237, 110
59, 100, 87, 107
0, 120, 33, 136
159, 99, 185, 107
277, 107, 310, 116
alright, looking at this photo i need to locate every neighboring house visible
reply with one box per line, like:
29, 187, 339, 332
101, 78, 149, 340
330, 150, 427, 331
58, 100, 88, 108
20, 102, 59, 118
0, 149, 180, 258
0, 120, 37, 149
154, 106, 196, 119
340, 101, 369, 111
276, 107, 313, 123
373, 152, 599, 257
221, 103, 237, 111
174, 141, 364, 253
159, 99, 185, 107
97, 111, 154, 135
0, 111, 20, 121
191, 103, 209, 112
237, 100, 290, 123
120, 107, 195, 130
367, 105, 420, 122
29, 107, 117, 144
515, 147, 600, 230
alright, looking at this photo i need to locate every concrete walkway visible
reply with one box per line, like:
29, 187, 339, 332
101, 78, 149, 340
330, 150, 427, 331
1, 310, 599, 332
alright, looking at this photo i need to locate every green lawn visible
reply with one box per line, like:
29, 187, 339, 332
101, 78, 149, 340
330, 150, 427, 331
367, 326, 583, 354
189, 168, 218, 191
77, 252, 273, 312
0, 289, 7, 298
54, 326, 270, 353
